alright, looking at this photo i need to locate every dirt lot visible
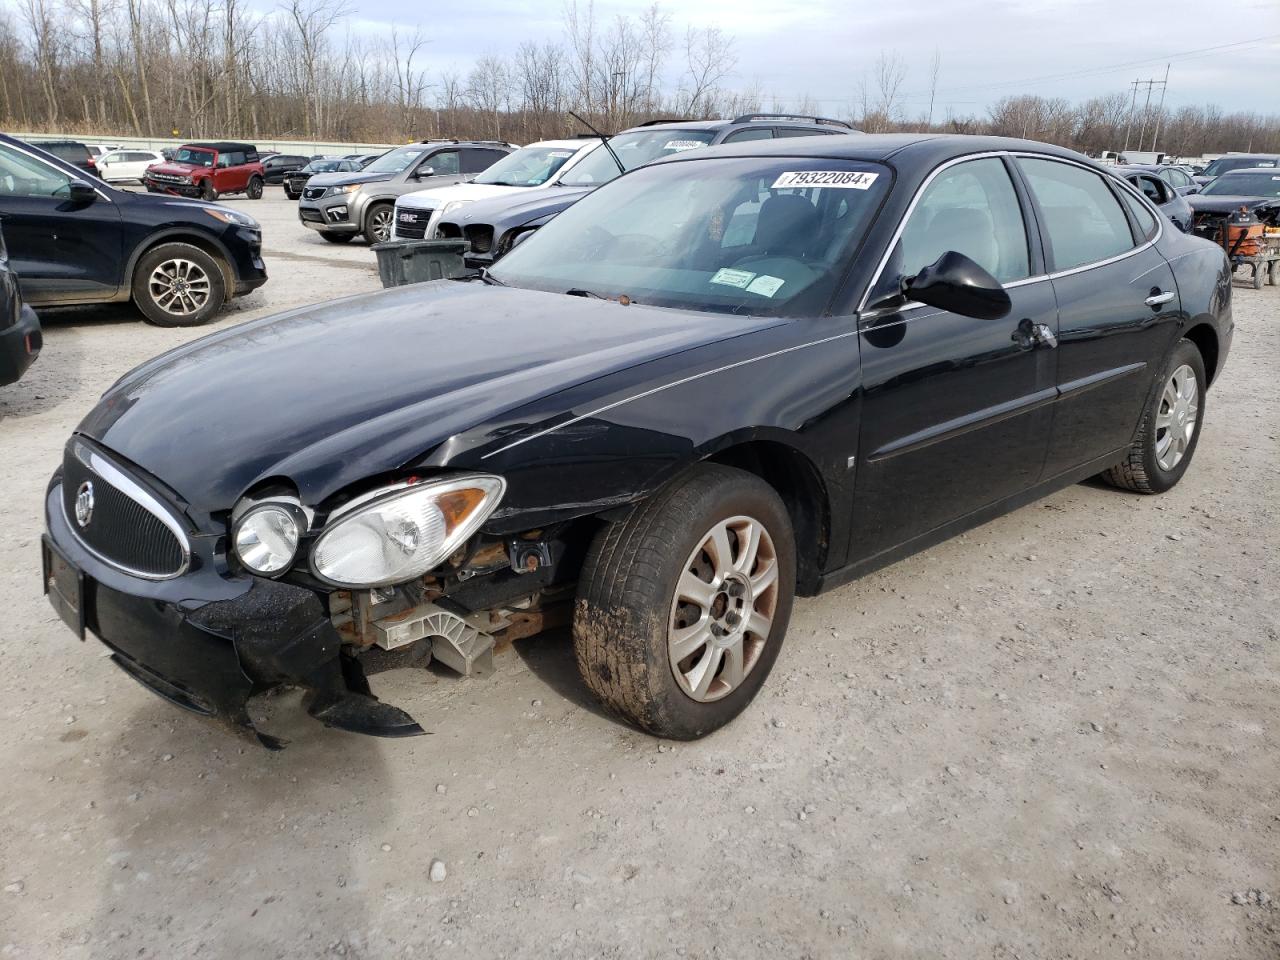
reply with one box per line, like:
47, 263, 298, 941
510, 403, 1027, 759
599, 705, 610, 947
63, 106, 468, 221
0, 188, 1277, 959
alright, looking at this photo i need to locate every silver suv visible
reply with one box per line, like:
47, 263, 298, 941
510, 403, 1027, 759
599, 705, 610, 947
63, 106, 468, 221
298, 140, 514, 244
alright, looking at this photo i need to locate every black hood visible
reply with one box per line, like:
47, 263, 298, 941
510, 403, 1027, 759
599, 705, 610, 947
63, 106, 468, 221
448, 185, 595, 230
77, 281, 784, 514
302, 170, 392, 189
1188, 194, 1278, 215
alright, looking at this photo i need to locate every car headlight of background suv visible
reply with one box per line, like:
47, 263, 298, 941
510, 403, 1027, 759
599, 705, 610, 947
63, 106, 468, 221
324, 184, 362, 199
440, 200, 472, 216
310, 475, 506, 589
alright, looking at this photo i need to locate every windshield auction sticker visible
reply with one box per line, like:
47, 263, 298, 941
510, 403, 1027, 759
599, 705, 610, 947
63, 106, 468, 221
709, 267, 756, 289
665, 140, 708, 151
771, 171, 879, 189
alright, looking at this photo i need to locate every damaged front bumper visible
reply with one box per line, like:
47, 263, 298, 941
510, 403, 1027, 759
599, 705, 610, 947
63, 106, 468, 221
43, 478, 424, 749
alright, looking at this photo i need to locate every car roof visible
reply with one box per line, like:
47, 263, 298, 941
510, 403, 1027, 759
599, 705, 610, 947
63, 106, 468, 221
526, 139, 597, 150
184, 141, 257, 152
646, 132, 1096, 169
1215, 166, 1280, 175
621, 115, 856, 135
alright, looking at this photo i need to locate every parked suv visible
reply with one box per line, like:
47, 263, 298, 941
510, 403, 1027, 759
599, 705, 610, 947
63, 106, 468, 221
0, 222, 41, 386
1194, 154, 1280, 187
297, 140, 514, 243
143, 141, 266, 201
430, 114, 859, 266
262, 153, 309, 184
0, 135, 267, 326
283, 157, 362, 200
27, 139, 99, 177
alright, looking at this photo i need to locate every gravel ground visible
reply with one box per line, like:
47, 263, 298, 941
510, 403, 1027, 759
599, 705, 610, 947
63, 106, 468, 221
1, 189, 1277, 959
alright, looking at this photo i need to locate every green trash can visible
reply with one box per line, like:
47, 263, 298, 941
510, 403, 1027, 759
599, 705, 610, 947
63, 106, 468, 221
371, 239, 471, 288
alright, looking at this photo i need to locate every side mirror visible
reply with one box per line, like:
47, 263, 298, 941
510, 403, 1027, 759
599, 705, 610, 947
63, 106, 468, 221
66, 180, 97, 204
902, 251, 1011, 321
416, 166, 435, 179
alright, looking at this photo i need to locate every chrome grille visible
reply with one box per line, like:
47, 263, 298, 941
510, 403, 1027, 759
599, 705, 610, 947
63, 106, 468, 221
147, 172, 190, 185
396, 208, 432, 240
62, 440, 190, 580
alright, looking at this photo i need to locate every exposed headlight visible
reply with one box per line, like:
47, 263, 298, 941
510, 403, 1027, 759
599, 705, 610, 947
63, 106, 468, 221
233, 502, 305, 575
311, 476, 505, 588
326, 183, 361, 198
204, 208, 259, 229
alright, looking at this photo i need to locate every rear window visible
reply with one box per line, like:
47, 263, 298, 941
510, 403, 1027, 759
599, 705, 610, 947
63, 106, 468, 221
36, 142, 90, 162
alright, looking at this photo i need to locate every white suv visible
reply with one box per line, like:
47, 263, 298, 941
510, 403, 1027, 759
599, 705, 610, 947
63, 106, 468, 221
392, 139, 601, 240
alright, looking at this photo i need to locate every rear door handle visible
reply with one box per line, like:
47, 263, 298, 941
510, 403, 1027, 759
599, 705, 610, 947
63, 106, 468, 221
1145, 290, 1176, 307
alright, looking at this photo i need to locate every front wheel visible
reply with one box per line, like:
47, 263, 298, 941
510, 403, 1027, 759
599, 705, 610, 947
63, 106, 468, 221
246, 176, 263, 199
199, 179, 218, 201
1101, 338, 1206, 494
131, 242, 226, 327
364, 203, 394, 243
573, 464, 796, 739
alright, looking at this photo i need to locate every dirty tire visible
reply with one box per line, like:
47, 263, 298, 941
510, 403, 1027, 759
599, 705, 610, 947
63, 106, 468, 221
364, 203, 394, 243
1101, 338, 1206, 494
200, 179, 218, 202
246, 176, 264, 199
573, 463, 796, 739
131, 242, 226, 327
320, 231, 354, 244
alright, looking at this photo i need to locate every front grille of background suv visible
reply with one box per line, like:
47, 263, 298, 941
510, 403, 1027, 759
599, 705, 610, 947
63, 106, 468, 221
302, 186, 327, 201
395, 208, 432, 240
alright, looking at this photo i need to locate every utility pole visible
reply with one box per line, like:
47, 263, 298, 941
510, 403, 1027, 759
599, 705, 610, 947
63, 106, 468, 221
1125, 73, 1168, 153
1150, 63, 1171, 153
1122, 80, 1139, 151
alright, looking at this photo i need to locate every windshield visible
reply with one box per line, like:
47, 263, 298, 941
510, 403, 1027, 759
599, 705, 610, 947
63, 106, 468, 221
1202, 172, 1280, 198
559, 129, 716, 187
174, 147, 215, 167
473, 145, 583, 186
490, 157, 890, 316
1202, 156, 1277, 177
364, 146, 427, 174
303, 159, 349, 174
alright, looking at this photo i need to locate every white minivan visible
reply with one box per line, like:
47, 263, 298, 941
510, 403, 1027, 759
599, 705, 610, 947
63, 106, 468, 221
98, 149, 166, 183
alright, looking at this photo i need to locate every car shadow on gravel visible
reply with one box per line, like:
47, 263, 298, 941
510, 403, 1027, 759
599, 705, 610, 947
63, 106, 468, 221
82, 690, 392, 954
0, 308, 108, 421
511, 627, 614, 721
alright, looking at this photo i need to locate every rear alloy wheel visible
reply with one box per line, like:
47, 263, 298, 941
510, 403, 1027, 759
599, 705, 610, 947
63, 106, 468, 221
132, 242, 226, 327
1102, 338, 1206, 494
574, 464, 795, 739
320, 231, 354, 244
246, 176, 263, 199
364, 203, 394, 243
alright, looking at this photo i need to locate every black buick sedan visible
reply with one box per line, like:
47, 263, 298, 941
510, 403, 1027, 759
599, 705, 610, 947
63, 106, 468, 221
42, 135, 1232, 747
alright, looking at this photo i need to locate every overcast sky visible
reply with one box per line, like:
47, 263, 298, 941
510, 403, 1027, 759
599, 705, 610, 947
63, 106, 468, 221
320, 0, 1280, 118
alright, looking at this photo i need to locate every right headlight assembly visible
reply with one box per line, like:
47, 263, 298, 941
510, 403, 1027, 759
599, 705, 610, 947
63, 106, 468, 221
310, 475, 506, 589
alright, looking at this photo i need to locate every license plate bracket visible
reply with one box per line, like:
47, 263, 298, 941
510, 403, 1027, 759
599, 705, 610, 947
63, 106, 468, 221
42, 535, 85, 640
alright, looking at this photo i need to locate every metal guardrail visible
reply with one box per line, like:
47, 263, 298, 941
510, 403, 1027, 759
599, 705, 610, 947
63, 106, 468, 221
10, 131, 402, 156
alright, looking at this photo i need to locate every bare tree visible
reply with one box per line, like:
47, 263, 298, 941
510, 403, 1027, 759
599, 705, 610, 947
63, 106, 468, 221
681, 26, 734, 117
284, 0, 351, 139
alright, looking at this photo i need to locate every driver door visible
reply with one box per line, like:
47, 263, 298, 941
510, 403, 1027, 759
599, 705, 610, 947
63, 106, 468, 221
849, 155, 1058, 562
0, 140, 122, 303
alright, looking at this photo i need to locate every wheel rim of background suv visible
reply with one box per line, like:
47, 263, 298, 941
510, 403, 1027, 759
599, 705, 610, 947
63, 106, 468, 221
668, 514, 779, 702
369, 208, 393, 242
148, 258, 211, 316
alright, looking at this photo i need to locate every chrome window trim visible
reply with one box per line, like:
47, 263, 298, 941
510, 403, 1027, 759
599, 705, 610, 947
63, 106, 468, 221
63, 440, 192, 580
860, 150, 1164, 312
3, 140, 115, 203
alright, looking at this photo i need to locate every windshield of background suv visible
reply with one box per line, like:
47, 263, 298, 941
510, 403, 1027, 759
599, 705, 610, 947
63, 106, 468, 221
490, 157, 889, 316
472, 146, 583, 186
174, 147, 215, 167
559, 129, 716, 186
303, 159, 350, 174
364, 146, 427, 175
1201, 172, 1280, 198
1202, 157, 1277, 177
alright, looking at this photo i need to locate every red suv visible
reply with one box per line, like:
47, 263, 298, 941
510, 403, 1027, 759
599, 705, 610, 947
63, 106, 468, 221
143, 141, 265, 201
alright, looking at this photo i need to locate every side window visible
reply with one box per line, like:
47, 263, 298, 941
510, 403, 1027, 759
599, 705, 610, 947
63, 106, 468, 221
1117, 184, 1158, 240
1019, 158, 1135, 272
424, 150, 460, 176
898, 157, 1030, 284
1132, 175, 1164, 203
224, 151, 246, 167
721, 128, 774, 144
0, 142, 74, 198
462, 149, 505, 174
776, 127, 832, 138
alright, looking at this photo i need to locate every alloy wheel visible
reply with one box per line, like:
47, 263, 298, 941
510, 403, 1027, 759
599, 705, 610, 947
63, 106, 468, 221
668, 515, 779, 702
1155, 363, 1198, 471
369, 208, 393, 243
148, 258, 211, 317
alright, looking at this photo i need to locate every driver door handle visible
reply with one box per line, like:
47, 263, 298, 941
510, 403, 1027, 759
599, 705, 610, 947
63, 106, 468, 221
1013, 318, 1058, 349
1145, 290, 1176, 307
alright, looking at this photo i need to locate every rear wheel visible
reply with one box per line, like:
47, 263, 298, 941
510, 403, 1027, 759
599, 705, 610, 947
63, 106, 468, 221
200, 179, 218, 202
1101, 338, 1206, 494
364, 203, 394, 243
573, 464, 796, 739
284, 189, 299, 200
246, 176, 264, 199
320, 231, 354, 244
131, 242, 226, 327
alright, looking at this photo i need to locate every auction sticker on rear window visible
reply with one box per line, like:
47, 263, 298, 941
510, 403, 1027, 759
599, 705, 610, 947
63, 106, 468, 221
771, 171, 879, 189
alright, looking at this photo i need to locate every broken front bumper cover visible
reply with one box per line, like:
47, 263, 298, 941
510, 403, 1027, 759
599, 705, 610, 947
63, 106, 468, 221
44, 479, 424, 749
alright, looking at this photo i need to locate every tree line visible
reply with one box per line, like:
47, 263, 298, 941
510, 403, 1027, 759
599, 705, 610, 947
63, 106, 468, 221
0, 0, 1277, 157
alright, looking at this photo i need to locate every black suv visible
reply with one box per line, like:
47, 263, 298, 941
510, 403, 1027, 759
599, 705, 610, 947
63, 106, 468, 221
0, 135, 267, 326
262, 153, 309, 184
434, 114, 859, 267
27, 139, 99, 177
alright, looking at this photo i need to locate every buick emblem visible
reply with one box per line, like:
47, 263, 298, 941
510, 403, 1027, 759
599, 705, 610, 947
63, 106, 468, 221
74, 481, 95, 527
